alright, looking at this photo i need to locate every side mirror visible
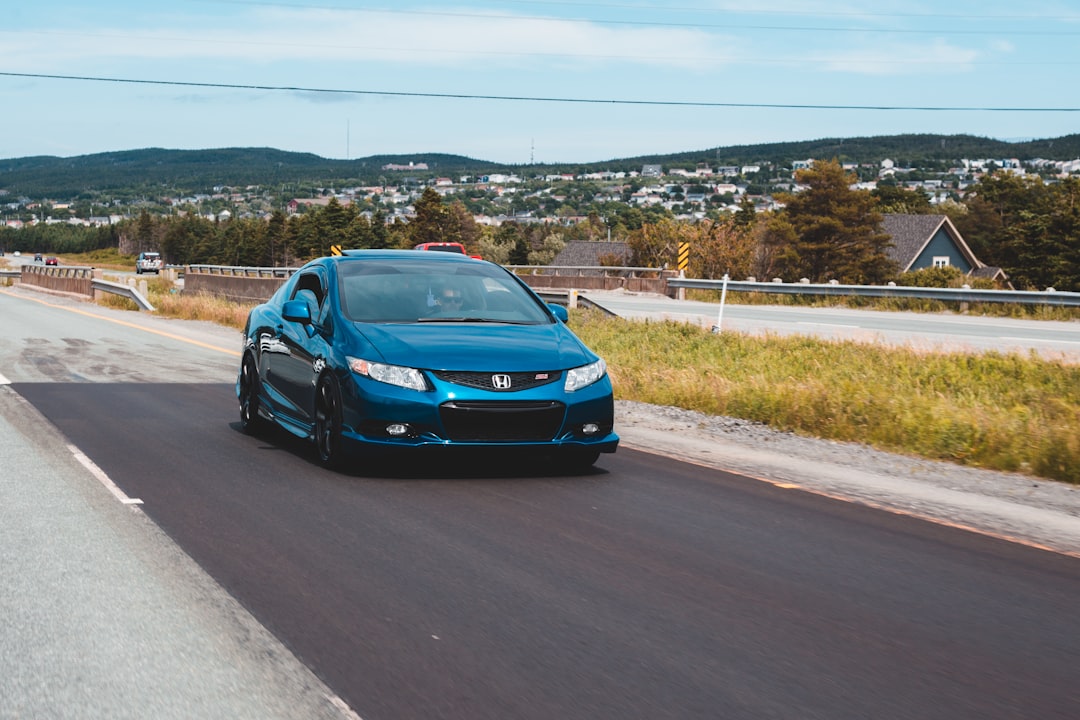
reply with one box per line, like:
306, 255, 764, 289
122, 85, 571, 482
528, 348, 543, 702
548, 303, 569, 323
282, 299, 312, 324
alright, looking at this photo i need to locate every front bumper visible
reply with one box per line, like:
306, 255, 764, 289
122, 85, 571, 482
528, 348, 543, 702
337, 369, 618, 454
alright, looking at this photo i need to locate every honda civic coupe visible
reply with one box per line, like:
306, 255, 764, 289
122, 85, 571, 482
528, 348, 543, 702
237, 250, 618, 472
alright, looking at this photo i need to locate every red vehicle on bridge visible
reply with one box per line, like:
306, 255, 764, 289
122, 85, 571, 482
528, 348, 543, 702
414, 242, 481, 260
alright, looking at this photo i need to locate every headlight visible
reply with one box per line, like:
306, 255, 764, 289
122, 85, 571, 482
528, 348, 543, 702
564, 358, 606, 392
347, 356, 429, 391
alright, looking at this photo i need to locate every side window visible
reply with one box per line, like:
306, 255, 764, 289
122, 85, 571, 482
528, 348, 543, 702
291, 273, 325, 320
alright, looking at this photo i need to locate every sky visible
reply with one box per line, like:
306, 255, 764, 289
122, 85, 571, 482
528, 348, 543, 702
1, 1, 1078, 164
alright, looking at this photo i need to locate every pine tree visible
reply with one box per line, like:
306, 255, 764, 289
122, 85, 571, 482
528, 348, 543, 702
408, 187, 449, 246
773, 159, 896, 283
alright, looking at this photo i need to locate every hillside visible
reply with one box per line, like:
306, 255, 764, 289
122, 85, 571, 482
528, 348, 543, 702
1, 134, 1078, 200
0, 148, 490, 199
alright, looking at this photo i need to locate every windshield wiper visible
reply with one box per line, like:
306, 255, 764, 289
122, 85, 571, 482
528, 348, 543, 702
417, 316, 531, 324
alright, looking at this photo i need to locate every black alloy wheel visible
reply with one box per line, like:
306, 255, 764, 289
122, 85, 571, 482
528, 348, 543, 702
315, 374, 345, 469
239, 353, 264, 434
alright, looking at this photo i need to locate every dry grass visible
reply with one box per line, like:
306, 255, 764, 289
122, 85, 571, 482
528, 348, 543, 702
101, 277, 253, 328
572, 311, 1080, 483
150, 289, 253, 329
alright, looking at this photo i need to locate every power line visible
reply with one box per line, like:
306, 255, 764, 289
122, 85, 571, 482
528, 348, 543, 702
3, 71, 1078, 112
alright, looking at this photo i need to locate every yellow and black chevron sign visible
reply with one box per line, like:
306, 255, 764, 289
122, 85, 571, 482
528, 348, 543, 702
330, 244, 343, 256
677, 242, 689, 271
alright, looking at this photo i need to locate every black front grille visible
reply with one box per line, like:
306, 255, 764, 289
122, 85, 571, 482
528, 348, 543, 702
440, 401, 565, 441
432, 370, 561, 392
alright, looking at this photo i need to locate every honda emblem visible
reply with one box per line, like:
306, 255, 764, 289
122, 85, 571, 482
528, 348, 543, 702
492, 374, 512, 389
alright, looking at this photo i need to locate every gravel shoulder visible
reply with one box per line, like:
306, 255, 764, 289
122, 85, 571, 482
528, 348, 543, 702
615, 400, 1080, 557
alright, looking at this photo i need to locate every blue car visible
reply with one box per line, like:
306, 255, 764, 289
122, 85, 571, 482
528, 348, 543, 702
237, 250, 618, 471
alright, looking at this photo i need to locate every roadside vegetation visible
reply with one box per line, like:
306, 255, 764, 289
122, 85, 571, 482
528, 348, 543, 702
123, 280, 1078, 484
570, 311, 1079, 484
101, 275, 253, 327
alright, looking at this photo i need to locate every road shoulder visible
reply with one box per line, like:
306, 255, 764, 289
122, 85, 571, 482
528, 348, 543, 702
0, 386, 355, 720
615, 400, 1080, 558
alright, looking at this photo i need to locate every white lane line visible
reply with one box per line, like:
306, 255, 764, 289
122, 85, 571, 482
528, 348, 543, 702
1000, 336, 1080, 346
796, 322, 859, 328
0, 372, 10, 385
67, 444, 144, 505
327, 693, 366, 720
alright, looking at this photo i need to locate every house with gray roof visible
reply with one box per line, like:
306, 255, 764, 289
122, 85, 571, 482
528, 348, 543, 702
881, 214, 1008, 283
551, 241, 631, 267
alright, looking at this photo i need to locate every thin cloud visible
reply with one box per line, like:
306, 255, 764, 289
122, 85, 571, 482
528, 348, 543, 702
6, 7, 732, 71
809, 39, 981, 75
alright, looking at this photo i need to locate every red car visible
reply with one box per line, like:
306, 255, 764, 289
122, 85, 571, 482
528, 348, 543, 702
45, 256, 58, 266
414, 242, 481, 260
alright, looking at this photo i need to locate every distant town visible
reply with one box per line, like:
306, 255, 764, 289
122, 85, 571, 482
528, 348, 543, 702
3, 153, 1079, 230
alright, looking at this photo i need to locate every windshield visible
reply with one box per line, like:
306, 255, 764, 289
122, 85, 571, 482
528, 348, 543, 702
338, 259, 552, 324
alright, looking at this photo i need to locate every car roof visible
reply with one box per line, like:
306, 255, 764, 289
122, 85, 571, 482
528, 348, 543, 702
339, 249, 476, 263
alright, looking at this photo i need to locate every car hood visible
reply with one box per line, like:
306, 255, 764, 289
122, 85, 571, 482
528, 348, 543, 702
353, 322, 596, 371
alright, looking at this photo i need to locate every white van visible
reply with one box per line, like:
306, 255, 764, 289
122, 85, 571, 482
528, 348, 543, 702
136, 252, 163, 274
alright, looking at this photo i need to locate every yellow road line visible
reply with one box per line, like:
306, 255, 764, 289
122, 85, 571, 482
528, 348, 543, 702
2, 287, 241, 357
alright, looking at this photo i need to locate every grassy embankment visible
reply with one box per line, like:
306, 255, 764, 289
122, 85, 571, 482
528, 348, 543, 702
97, 272, 1079, 484
574, 312, 1079, 483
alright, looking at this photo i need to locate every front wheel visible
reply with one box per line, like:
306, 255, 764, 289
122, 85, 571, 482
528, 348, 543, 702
315, 374, 346, 469
238, 353, 265, 434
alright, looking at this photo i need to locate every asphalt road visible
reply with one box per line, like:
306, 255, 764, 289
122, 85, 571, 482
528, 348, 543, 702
3, 285, 1080, 719
12, 380, 1080, 720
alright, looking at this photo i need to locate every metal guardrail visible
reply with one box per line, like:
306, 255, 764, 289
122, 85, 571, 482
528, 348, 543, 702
511, 264, 1080, 308
91, 279, 155, 312
11, 262, 1079, 309
533, 289, 618, 316
187, 264, 297, 278
2, 265, 156, 311
667, 277, 1080, 308
511, 265, 673, 277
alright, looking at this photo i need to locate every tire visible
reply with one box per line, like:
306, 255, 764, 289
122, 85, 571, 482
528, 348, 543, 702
238, 353, 264, 434
315, 374, 345, 469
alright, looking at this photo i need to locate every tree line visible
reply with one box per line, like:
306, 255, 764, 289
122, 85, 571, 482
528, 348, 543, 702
4, 135, 1080, 200
3, 160, 1077, 291
626, 161, 1078, 291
